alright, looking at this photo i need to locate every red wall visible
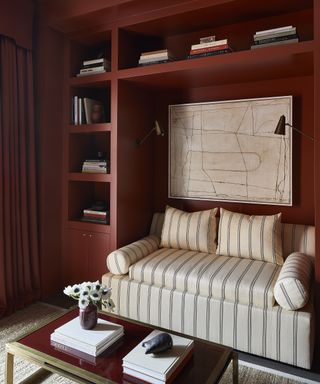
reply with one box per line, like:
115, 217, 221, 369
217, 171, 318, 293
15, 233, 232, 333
154, 76, 314, 225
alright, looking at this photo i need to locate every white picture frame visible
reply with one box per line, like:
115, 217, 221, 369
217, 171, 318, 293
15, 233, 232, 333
169, 96, 292, 205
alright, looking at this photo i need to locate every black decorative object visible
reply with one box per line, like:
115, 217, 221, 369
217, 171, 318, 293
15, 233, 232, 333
142, 333, 173, 354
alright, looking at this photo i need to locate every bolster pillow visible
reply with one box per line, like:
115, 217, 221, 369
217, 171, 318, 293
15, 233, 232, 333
274, 252, 313, 310
107, 235, 160, 275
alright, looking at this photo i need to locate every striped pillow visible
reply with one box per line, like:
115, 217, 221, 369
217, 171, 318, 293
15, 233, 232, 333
160, 206, 218, 253
107, 235, 160, 275
274, 252, 313, 310
217, 208, 283, 265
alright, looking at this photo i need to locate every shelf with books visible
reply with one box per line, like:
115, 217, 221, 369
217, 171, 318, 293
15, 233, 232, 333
69, 32, 112, 78
69, 72, 112, 88
118, 40, 314, 88
70, 86, 110, 125
118, 0, 313, 70
69, 131, 110, 173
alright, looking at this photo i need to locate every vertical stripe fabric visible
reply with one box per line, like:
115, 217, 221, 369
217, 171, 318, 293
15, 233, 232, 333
217, 208, 283, 265
102, 272, 314, 369
106, 235, 160, 275
274, 252, 314, 310
160, 206, 218, 253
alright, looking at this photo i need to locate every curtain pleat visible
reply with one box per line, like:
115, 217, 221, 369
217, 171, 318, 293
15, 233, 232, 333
0, 36, 40, 317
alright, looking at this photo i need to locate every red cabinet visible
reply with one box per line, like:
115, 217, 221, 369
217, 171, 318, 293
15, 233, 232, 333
63, 229, 110, 285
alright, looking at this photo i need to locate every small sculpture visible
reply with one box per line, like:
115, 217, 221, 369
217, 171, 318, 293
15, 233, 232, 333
142, 333, 173, 354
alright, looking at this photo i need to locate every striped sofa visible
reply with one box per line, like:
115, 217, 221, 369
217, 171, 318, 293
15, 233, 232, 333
102, 213, 315, 369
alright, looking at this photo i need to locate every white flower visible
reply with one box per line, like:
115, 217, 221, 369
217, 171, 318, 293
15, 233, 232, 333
63, 285, 73, 296
71, 284, 81, 297
81, 282, 93, 291
92, 281, 101, 292
80, 289, 90, 298
79, 297, 90, 309
90, 289, 101, 302
104, 298, 115, 312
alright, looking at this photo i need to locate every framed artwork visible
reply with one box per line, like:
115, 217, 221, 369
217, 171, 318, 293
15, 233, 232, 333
169, 96, 292, 205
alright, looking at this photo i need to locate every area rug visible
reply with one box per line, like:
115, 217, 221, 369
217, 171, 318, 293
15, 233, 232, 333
0, 302, 299, 383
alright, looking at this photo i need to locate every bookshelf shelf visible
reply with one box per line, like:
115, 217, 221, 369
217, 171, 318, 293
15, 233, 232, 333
69, 123, 112, 133
118, 41, 314, 88
69, 73, 112, 88
68, 173, 111, 182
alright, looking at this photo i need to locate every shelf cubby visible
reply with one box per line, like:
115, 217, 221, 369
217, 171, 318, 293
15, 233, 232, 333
68, 180, 110, 224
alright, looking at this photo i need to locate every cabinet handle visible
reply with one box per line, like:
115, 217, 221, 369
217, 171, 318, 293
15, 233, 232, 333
89, 234, 92, 238
82, 233, 86, 237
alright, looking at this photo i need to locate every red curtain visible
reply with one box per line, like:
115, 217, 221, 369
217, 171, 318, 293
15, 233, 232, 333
0, 36, 40, 316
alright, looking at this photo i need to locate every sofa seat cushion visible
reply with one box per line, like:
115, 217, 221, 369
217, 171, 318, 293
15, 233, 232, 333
129, 248, 281, 309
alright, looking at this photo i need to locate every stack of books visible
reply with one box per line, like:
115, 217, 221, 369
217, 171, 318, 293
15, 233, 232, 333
82, 202, 109, 224
50, 317, 124, 357
138, 49, 173, 66
76, 58, 111, 77
71, 97, 105, 125
123, 330, 194, 384
188, 35, 232, 59
82, 159, 109, 174
251, 25, 299, 49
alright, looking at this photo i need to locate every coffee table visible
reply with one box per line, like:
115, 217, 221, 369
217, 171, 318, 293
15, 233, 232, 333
5, 308, 238, 384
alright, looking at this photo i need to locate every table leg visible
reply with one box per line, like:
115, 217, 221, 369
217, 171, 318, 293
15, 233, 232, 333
5, 351, 14, 384
232, 352, 238, 384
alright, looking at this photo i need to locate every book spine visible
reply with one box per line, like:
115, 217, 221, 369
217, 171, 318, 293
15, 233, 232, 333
83, 58, 106, 66
51, 341, 97, 364
253, 28, 296, 41
140, 49, 168, 56
51, 334, 97, 355
255, 25, 294, 36
190, 43, 229, 54
73, 96, 78, 125
138, 59, 169, 66
188, 48, 231, 59
199, 35, 216, 43
253, 34, 298, 45
80, 66, 105, 73
191, 38, 228, 50
123, 367, 164, 384
139, 55, 169, 63
250, 38, 298, 49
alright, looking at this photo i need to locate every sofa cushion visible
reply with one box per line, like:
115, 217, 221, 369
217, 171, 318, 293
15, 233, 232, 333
107, 235, 160, 275
217, 208, 283, 265
160, 206, 218, 253
274, 252, 313, 310
129, 248, 281, 308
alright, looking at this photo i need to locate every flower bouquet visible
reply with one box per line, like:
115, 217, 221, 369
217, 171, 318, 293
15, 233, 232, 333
63, 281, 115, 329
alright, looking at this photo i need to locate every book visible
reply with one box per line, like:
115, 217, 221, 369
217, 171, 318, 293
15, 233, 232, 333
83, 98, 105, 124
255, 25, 295, 36
51, 317, 124, 356
51, 339, 98, 364
76, 70, 106, 77
253, 28, 297, 41
138, 59, 170, 66
83, 58, 106, 66
187, 48, 232, 59
122, 330, 194, 383
140, 49, 168, 57
51, 329, 123, 356
73, 96, 78, 125
80, 66, 106, 73
250, 38, 299, 49
139, 53, 171, 63
190, 43, 230, 55
253, 34, 299, 45
199, 35, 216, 43
190, 38, 228, 50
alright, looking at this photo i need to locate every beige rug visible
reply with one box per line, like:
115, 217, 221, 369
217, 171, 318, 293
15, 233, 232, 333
0, 302, 300, 383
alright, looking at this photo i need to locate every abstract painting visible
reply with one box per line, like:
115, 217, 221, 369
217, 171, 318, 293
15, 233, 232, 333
169, 96, 292, 205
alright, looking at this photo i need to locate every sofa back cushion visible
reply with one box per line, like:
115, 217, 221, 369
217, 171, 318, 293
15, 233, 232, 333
217, 208, 283, 265
149, 212, 315, 259
160, 206, 218, 253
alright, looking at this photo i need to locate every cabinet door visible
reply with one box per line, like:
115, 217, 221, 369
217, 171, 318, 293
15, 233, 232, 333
87, 232, 110, 281
63, 229, 89, 286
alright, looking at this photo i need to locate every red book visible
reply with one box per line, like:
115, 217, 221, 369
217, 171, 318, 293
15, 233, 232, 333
190, 43, 230, 55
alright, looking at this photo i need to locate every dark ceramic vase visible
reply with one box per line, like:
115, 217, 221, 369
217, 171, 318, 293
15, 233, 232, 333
79, 303, 98, 330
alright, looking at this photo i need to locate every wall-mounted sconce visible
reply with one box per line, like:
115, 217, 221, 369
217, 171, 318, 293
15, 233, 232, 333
274, 115, 314, 141
137, 120, 165, 147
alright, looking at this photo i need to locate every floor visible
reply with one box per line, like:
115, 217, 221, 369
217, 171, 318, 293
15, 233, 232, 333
42, 292, 320, 383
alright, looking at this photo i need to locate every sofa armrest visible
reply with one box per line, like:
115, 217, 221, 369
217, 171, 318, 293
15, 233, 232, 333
274, 252, 313, 310
107, 235, 160, 275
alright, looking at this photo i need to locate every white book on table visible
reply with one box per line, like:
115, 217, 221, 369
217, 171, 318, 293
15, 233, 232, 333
122, 330, 194, 382
51, 330, 123, 356
51, 317, 123, 355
